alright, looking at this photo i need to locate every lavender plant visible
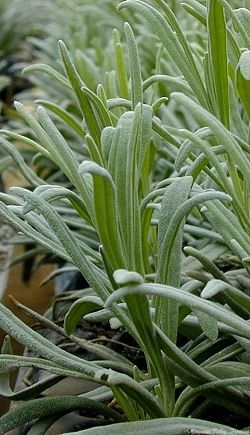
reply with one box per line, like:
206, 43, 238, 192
0, 0, 250, 433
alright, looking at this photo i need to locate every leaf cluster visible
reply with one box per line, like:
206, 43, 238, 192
0, 0, 250, 433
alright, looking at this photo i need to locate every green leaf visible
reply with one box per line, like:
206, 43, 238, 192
234, 6, 250, 46
183, 246, 228, 282
118, 0, 209, 109
124, 22, 143, 108
209, 361, 250, 380
207, 0, 229, 127
0, 371, 62, 400
172, 92, 246, 171
58, 40, 102, 147
0, 130, 50, 157
81, 86, 113, 131
113, 270, 175, 416
181, 0, 207, 26
201, 279, 250, 319
238, 50, 250, 80
95, 369, 166, 419
156, 176, 192, 342
0, 199, 71, 263
157, 177, 192, 286
15, 186, 109, 296
0, 136, 45, 187
113, 29, 130, 100
62, 417, 247, 434
157, 188, 231, 288
106, 283, 250, 339
0, 303, 101, 377
201, 200, 250, 262
79, 161, 125, 270
236, 50, 250, 119
23, 63, 71, 90
0, 396, 123, 435
113, 269, 144, 286
64, 296, 104, 335
107, 105, 152, 272
193, 310, 218, 341
172, 93, 250, 206
36, 99, 86, 138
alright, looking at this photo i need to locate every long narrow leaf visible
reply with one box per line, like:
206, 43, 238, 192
0, 396, 123, 435
207, 0, 229, 127
118, 0, 209, 109
63, 417, 247, 435
106, 281, 250, 339
156, 176, 192, 342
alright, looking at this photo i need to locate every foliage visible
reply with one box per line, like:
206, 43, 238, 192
0, 0, 250, 433
0, 0, 56, 127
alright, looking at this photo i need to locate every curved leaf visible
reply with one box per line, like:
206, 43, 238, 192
62, 417, 247, 434
118, 0, 209, 108
236, 50, 250, 119
64, 296, 104, 334
0, 396, 123, 435
106, 281, 250, 339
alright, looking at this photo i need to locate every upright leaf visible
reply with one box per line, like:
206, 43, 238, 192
207, 0, 229, 127
156, 176, 193, 342
118, 0, 209, 109
124, 22, 143, 109
236, 50, 250, 119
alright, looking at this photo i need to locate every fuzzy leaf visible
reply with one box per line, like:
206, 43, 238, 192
64, 296, 104, 335
79, 161, 125, 269
113, 269, 144, 285
156, 176, 192, 342
193, 310, 218, 341
0, 396, 123, 435
207, 0, 229, 127
124, 22, 143, 108
62, 417, 247, 434
118, 0, 209, 109
106, 283, 250, 339
236, 50, 250, 119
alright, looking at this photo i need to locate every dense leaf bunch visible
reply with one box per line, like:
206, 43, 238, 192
0, 0, 250, 433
